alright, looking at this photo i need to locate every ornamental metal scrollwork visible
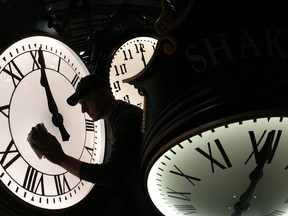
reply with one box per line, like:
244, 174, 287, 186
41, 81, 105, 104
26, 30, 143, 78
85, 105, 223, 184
154, 0, 195, 35
158, 35, 177, 55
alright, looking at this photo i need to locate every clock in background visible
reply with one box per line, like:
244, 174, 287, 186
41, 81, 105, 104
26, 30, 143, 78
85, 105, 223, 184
109, 36, 158, 109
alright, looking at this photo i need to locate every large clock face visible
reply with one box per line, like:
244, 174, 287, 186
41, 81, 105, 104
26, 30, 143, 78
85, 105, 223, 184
109, 36, 158, 108
0, 36, 105, 210
147, 113, 288, 216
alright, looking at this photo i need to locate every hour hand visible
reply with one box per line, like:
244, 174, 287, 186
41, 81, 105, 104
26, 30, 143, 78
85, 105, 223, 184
232, 130, 274, 215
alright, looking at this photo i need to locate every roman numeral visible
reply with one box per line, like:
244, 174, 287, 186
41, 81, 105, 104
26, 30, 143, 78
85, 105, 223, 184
196, 138, 232, 173
0, 105, 9, 118
71, 74, 80, 87
85, 119, 94, 131
29, 50, 41, 71
55, 56, 62, 72
113, 64, 127, 76
245, 130, 281, 165
84, 146, 94, 157
175, 204, 197, 214
54, 174, 71, 195
267, 209, 285, 216
170, 165, 201, 186
0, 140, 21, 169
23, 165, 45, 195
166, 187, 191, 201
2, 60, 24, 87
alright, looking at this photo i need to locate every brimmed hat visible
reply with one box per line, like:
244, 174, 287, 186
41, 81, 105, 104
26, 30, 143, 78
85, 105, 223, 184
67, 74, 108, 106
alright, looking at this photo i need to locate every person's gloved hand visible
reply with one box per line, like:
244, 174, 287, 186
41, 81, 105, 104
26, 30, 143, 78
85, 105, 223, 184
27, 123, 66, 165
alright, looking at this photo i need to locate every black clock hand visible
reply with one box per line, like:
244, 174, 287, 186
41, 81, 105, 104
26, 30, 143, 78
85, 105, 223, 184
139, 43, 147, 67
38, 47, 70, 141
231, 165, 263, 216
231, 130, 274, 216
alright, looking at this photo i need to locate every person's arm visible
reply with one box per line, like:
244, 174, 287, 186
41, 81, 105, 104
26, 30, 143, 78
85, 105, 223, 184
59, 154, 81, 177
27, 123, 82, 177
27, 123, 117, 188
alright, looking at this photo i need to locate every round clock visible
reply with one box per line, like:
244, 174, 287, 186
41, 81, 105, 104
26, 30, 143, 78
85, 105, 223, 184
146, 111, 288, 216
109, 36, 158, 109
0, 35, 105, 214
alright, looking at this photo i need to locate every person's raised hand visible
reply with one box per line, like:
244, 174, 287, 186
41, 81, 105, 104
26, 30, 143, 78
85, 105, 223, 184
27, 123, 66, 165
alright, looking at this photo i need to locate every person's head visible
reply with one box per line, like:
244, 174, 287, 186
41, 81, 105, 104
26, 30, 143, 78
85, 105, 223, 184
67, 74, 114, 121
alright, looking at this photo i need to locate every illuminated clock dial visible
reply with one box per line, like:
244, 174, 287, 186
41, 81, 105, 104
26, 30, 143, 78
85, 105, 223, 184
109, 36, 158, 108
147, 113, 288, 216
0, 36, 105, 212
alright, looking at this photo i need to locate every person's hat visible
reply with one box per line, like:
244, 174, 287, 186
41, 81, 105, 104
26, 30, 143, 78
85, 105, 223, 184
67, 74, 108, 106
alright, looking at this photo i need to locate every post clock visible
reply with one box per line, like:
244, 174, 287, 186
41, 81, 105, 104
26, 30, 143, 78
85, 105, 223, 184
126, 0, 288, 216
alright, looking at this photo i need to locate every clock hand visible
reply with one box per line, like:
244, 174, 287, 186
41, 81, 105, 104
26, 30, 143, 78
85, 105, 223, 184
231, 130, 274, 216
231, 165, 263, 216
139, 43, 147, 67
38, 47, 70, 141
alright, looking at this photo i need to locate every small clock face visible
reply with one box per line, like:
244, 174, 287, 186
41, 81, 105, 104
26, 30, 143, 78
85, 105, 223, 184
147, 114, 288, 216
0, 36, 105, 210
109, 36, 158, 108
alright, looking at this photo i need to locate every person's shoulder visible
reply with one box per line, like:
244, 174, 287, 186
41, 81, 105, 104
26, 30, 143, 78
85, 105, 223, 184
116, 100, 143, 117
117, 100, 142, 111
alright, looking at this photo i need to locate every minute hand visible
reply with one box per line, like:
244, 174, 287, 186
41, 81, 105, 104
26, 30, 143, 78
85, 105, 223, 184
231, 130, 274, 216
139, 43, 147, 67
38, 47, 70, 141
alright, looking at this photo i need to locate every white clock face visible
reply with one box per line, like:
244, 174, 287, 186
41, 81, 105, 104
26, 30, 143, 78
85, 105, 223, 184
109, 36, 158, 108
0, 36, 105, 210
147, 115, 288, 216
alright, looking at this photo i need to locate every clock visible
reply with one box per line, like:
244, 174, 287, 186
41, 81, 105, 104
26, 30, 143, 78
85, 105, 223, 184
109, 36, 158, 109
145, 110, 288, 216
0, 35, 105, 214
